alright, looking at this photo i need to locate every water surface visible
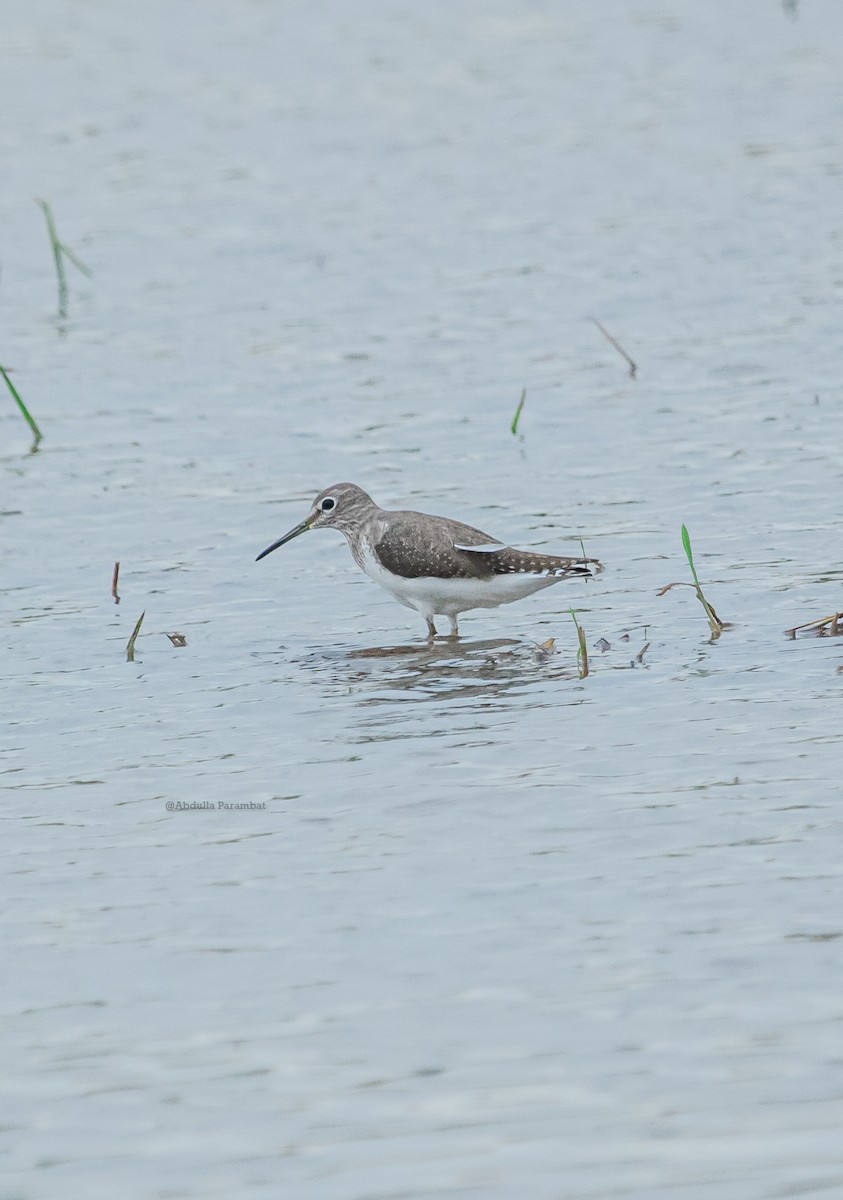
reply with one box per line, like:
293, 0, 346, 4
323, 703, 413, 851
2, 2, 843, 1197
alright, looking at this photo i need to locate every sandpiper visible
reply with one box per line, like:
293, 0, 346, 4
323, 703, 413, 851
256, 483, 601, 637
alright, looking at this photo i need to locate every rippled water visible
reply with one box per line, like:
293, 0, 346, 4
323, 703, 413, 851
3, 1, 843, 1197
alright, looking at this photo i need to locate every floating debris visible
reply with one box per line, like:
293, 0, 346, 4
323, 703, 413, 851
532, 636, 557, 662
111, 561, 120, 604
785, 613, 842, 640
166, 633, 188, 647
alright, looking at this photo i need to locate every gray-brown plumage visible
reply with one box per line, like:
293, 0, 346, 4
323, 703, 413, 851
257, 482, 602, 638
373, 512, 597, 581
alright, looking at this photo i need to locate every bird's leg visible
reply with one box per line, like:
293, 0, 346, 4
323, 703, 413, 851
447, 615, 460, 639
425, 617, 437, 640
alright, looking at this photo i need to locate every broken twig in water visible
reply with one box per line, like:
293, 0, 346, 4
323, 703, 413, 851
784, 613, 842, 639
112, 562, 121, 604
635, 641, 651, 665
126, 611, 145, 662
590, 318, 637, 378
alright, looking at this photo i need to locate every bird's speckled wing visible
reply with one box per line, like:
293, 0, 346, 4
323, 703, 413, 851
459, 545, 597, 578
374, 512, 499, 580
375, 512, 600, 580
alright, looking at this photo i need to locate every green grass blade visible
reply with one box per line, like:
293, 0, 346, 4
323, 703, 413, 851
681, 523, 702, 589
680, 524, 724, 636
511, 387, 526, 435
60, 242, 93, 279
36, 199, 67, 314
0, 363, 43, 448
36, 197, 59, 244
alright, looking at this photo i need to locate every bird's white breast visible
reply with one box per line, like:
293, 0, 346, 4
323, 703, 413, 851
355, 536, 560, 618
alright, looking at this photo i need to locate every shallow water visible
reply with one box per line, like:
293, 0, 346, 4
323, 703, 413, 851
3, 1, 843, 1197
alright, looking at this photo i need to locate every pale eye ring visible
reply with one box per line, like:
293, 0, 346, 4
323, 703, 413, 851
320, 497, 336, 512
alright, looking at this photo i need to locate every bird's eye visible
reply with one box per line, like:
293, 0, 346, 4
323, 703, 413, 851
320, 497, 336, 512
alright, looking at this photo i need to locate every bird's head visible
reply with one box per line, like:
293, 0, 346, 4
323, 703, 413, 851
255, 482, 376, 560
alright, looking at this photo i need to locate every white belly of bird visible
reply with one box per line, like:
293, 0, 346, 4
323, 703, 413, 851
357, 539, 559, 619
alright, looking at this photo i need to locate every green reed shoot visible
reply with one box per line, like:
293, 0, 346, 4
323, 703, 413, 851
36, 199, 92, 317
511, 387, 526, 435
570, 608, 589, 678
126, 611, 145, 662
681, 524, 725, 637
0, 363, 42, 449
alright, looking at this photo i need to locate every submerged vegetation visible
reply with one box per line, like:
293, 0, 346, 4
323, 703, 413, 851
36, 198, 91, 317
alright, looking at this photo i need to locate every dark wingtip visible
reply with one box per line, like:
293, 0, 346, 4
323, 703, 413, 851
572, 558, 603, 578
